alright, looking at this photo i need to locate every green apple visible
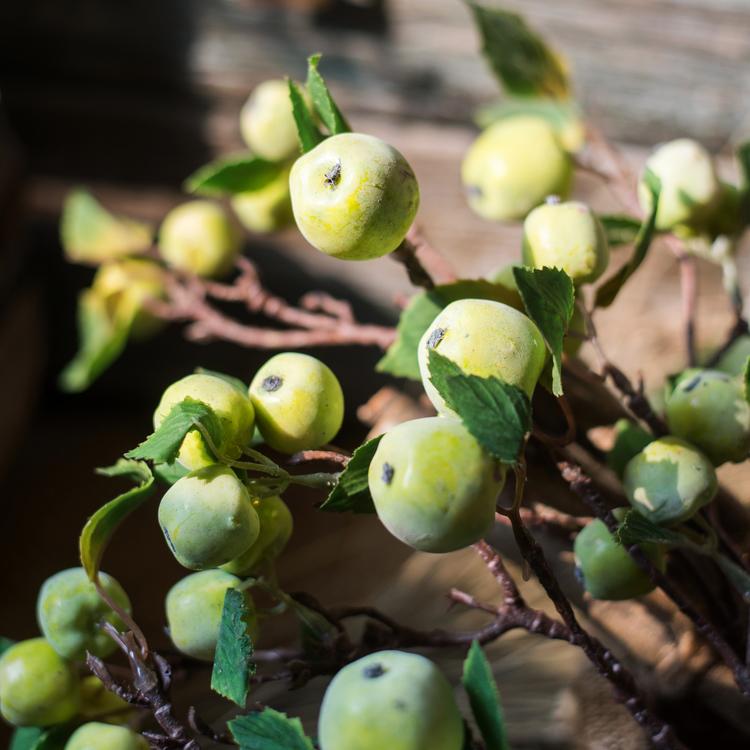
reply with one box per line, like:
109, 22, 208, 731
165, 570, 258, 661
369, 417, 502, 553
638, 138, 720, 232
665, 368, 750, 465
418, 298, 546, 416
461, 116, 572, 222
37, 567, 131, 660
318, 650, 463, 750
221, 495, 293, 577
153, 372, 255, 471
522, 200, 609, 285
248, 352, 344, 454
623, 437, 718, 525
0, 638, 80, 726
289, 132, 419, 260
78, 675, 133, 724
158, 466, 260, 570
231, 164, 294, 233
158, 200, 241, 278
65, 722, 148, 750
240, 79, 302, 162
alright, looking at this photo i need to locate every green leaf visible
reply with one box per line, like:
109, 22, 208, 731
125, 398, 223, 464
211, 588, 255, 706
615, 509, 684, 548
184, 155, 283, 197
598, 214, 642, 247
59, 289, 132, 393
715, 553, 750, 603
428, 350, 531, 464
10, 727, 45, 750
463, 641, 510, 750
229, 708, 314, 750
377, 279, 521, 380
60, 189, 152, 264
595, 170, 661, 308
80, 459, 155, 580
288, 79, 324, 154
153, 460, 190, 487
306, 54, 351, 136
194, 367, 248, 394
465, 1, 570, 99
319, 436, 381, 514
743, 356, 750, 403
512, 266, 574, 396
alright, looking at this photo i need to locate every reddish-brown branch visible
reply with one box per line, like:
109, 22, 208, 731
287, 449, 351, 466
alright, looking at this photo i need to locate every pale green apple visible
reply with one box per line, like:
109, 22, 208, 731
368, 417, 502, 553
153, 373, 255, 470
78, 675, 134, 724
159, 200, 241, 278
462, 116, 572, 222
638, 138, 720, 232
289, 132, 419, 260
418, 298, 546, 416
240, 79, 302, 162
248, 352, 344, 454
231, 163, 294, 234
318, 650, 463, 750
65, 722, 148, 750
522, 200, 610, 285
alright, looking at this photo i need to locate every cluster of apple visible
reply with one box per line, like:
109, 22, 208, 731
0, 568, 148, 748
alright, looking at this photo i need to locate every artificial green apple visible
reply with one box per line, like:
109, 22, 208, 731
248, 352, 344, 454
65, 722, 148, 750
0, 638, 80, 727
158, 466, 260, 570
522, 200, 610, 285
368, 417, 502, 553
240, 79, 302, 162
638, 138, 720, 232
289, 132, 419, 260
418, 298, 546, 416
665, 368, 750, 465
461, 116, 572, 222
221, 495, 293, 577
623, 437, 717, 525
165, 570, 257, 661
153, 372, 255, 470
78, 675, 134, 724
158, 200, 241, 278
231, 164, 294, 233
318, 650, 463, 750
37, 567, 131, 660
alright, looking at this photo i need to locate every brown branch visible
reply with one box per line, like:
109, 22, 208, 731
404, 225, 457, 284
390, 236, 437, 290
287, 449, 350, 466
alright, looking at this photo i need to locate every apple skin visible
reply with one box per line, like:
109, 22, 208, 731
231, 164, 294, 234
638, 138, 720, 232
317, 650, 464, 750
36, 567, 132, 660
0, 638, 80, 727
623, 437, 718, 525
368, 416, 503, 553
248, 352, 344, 454
522, 201, 610, 285
153, 373, 255, 471
289, 132, 419, 261
158, 200, 242, 279
65, 722, 149, 750
418, 298, 547, 417
461, 116, 572, 222
240, 79, 302, 162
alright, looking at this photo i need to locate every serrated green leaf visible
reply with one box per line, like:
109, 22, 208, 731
306, 54, 351, 136
194, 367, 248, 394
61, 190, 152, 264
466, 1, 570, 100
512, 266, 574, 396
463, 641, 510, 750
615, 509, 684, 548
428, 350, 531, 464
598, 214, 642, 247
153, 460, 190, 487
184, 155, 282, 197
96, 457, 154, 484
80, 461, 155, 580
715, 553, 750, 603
377, 279, 521, 380
288, 79, 324, 154
125, 398, 223, 464
229, 707, 314, 750
59, 289, 132, 393
319, 436, 381, 514
595, 170, 661, 308
211, 588, 255, 706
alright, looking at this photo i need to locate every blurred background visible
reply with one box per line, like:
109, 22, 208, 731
1, 1, 750, 747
